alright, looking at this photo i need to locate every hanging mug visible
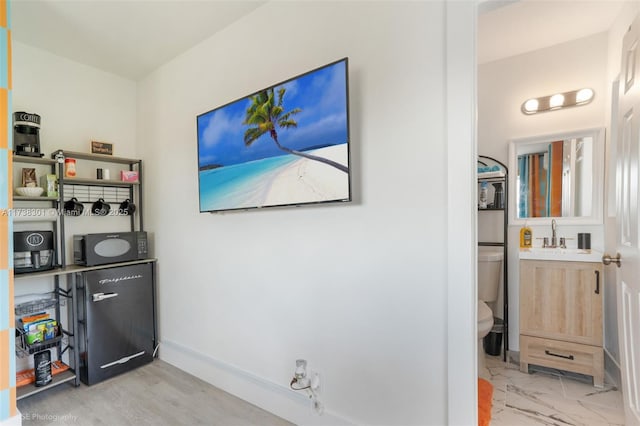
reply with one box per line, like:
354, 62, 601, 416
92, 198, 111, 216
119, 199, 136, 216
63, 197, 84, 216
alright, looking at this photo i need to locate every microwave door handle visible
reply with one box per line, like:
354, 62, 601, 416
92, 292, 119, 302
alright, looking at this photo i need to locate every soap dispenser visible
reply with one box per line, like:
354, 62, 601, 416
520, 224, 532, 248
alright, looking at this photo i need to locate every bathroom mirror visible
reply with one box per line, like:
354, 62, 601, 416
508, 127, 604, 225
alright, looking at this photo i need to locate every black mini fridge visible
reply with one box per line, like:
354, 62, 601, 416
77, 262, 156, 385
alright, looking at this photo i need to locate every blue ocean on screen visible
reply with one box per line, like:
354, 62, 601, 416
199, 154, 299, 211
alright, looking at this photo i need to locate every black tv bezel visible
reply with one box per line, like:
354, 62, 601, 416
196, 57, 352, 214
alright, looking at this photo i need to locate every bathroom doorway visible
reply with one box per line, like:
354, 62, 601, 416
477, 1, 637, 423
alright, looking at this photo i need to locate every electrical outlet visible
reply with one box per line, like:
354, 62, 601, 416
291, 359, 323, 415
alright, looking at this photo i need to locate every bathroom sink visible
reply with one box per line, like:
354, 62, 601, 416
519, 247, 603, 262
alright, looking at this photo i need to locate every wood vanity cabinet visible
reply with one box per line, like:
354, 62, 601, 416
519, 259, 604, 387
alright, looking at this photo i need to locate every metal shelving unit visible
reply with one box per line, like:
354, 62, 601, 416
478, 155, 509, 362
16, 370, 77, 400
12, 154, 62, 265
13, 196, 59, 202
13, 270, 80, 400
12, 153, 80, 398
13, 150, 152, 398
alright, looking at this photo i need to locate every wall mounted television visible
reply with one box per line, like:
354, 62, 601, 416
197, 58, 351, 213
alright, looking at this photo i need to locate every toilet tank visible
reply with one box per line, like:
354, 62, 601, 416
478, 250, 503, 302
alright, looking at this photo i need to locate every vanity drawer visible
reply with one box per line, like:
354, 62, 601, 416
520, 335, 604, 387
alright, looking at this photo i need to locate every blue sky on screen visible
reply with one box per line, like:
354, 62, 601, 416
197, 60, 348, 168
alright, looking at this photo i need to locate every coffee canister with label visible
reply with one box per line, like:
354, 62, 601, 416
64, 158, 77, 178
34, 350, 52, 387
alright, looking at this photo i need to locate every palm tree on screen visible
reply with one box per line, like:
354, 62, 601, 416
242, 87, 348, 173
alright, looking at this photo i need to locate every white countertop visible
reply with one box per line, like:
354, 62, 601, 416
519, 248, 603, 263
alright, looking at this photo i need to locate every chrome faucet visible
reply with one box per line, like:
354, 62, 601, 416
541, 220, 567, 248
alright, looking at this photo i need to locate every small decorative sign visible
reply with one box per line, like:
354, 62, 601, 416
91, 141, 113, 155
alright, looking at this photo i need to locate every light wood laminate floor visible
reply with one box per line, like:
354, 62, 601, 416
18, 360, 294, 426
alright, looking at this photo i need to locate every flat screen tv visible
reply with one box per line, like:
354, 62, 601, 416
197, 58, 351, 213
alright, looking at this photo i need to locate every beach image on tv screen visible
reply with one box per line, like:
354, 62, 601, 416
197, 59, 350, 213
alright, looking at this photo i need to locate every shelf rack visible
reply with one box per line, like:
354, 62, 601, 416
12, 155, 57, 166
11, 153, 62, 265
478, 155, 509, 362
13, 196, 59, 202
14, 298, 58, 315
15, 331, 65, 357
11, 153, 79, 399
14, 150, 151, 399
51, 150, 144, 268
16, 369, 76, 400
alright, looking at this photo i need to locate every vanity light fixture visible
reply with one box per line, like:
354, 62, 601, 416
521, 88, 594, 115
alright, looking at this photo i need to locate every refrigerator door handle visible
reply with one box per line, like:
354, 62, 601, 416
100, 351, 146, 369
92, 292, 119, 302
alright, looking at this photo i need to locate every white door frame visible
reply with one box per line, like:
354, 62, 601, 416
446, 1, 478, 425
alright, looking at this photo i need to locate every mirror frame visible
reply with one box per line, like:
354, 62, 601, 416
508, 127, 605, 225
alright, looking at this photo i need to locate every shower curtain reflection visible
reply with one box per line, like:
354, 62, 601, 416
517, 141, 563, 218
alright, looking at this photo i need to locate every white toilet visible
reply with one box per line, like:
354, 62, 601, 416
478, 249, 503, 374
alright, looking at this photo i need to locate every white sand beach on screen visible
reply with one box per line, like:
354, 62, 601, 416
263, 144, 349, 205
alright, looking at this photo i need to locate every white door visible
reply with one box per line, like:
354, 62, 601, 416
614, 13, 640, 426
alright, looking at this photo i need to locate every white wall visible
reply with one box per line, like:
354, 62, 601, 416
478, 33, 608, 351
138, 2, 455, 425
13, 42, 137, 158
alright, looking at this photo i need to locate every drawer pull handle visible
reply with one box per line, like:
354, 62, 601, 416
545, 350, 574, 360
595, 270, 600, 294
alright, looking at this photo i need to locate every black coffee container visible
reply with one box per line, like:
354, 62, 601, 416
578, 233, 591, 250
492, 182, 504, 209
34, 350, 52, 387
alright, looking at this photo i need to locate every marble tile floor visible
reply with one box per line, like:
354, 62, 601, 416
484, 354, 625, 426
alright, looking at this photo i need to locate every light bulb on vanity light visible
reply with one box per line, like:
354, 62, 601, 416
523, 98, 539, 113
576, 88, 594, 103
549, 94, 565, 108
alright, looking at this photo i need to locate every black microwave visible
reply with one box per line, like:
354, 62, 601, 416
74, 232, 148, 266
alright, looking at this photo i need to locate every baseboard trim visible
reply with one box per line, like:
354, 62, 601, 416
159, 339, 355, 426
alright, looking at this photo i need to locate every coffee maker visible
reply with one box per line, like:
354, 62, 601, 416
14, 231, 55, 274
13, 112, 44, 157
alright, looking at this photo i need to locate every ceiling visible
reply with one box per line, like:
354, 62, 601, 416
478, 0, 628, 64
9, 1, 632, 80
11, 0, 265, 80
